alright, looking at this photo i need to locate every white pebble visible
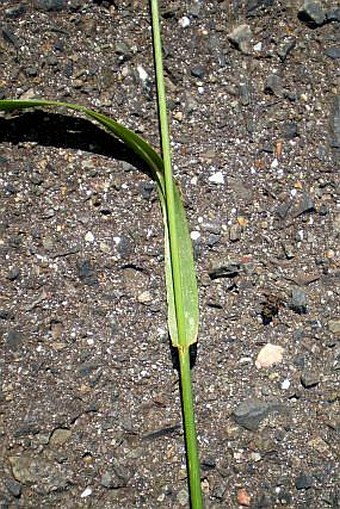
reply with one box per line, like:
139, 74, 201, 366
255, 343, 284, 369
190, 231, 201, 241
85, 231, 95, 243
137, 64, 148, 82
208, 171, 224, 184
80, 487, 92, 498
253, 42, 262, 51
281, 378, 291, 390
179, 16, 190, 28
271, 158, 279, 169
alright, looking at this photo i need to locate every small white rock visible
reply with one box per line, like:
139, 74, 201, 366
137, 64, 148, 82
137, 291, 153, 304
255, 343, 284, 369
281, 378, 291, 390
85, 231, 95, 243
253, 42, 262, 51
208, 171, 224, 184
80, 487, 92, 498
190, 231, 201, 241
179, 16, 190, 28
271, 158, 279, 169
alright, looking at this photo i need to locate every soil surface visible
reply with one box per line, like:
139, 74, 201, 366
0, 1, 339, 508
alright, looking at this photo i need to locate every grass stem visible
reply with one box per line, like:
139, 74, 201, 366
179, 347, 204, 509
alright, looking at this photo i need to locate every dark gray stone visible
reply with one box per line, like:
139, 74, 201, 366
301, 370, 320, 388
5, 5, 26, 18
5, 478, 22, 498
246, 0, 274, 14
294, 193, 315, 217
100, 460, 130, 489
77, 259, 99, 287
239, 81, 252, 106
290, 287, 308, 314
6, 267, 20, 281
35, 0, 66, 11
325, 47, 340, 60
298, 1, 326, 27
326, 7, 340, 22
264, 74, 283, 97
209, 262, 241, 280
6, 330, 24, 351
330, 96, 340, 149
233, 399, 281, 431
283, 122, 299, 140
191, 65, 206, 79
277, 39, 296, 61
295, 472, 314, 490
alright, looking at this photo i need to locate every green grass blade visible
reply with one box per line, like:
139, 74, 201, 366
0, 99, 165, 194
0, 98, 198, 346
150, 2, 202, 508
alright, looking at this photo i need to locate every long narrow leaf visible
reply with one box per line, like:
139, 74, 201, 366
0, 98, 198, 346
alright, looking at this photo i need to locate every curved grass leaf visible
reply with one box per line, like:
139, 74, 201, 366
0, 98, 198, 347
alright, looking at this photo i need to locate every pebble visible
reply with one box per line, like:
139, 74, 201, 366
35, 0, 66, 12
77, 259, 99, 287
229, 224, 241, 242
84, 231, 95, 243
99, 460, 129, 489
137, 291, 153, 305
283, 121, 299, 140
264, 74, 283, 97
228, 24, 253, 54
246, 0, 275, 15
208, 171, 224, 184
328, 319, 340, 335
325, 47, 340, 60
5, 478, 22, 498
191, 65, 206, 79
326, 7, 340, 22
330, 96, 340, 149
6, 267, 20, 281
289, 287, 308, 314
300, 370, 320, 388
298, 1, 326, 27
6, 330, 24, 352
237, 487, 251, 506
209, 261, 241, 280
5, 5, 26, 18
293, 192, 315, 217
233, 398, 282, 431
239, 81, 253, 106
49, 428, 72, 447
178, 16, 190, 28
277, 39, 296, 62
80, 487, 92, 498
136, 64, 149, 83
190, 231, 201, 241
255, 344, 284, 369
295, 472, 314, 490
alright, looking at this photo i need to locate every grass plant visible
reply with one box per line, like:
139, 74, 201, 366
0, 1, 203, 506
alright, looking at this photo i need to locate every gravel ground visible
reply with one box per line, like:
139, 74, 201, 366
0, 1, 339, 508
